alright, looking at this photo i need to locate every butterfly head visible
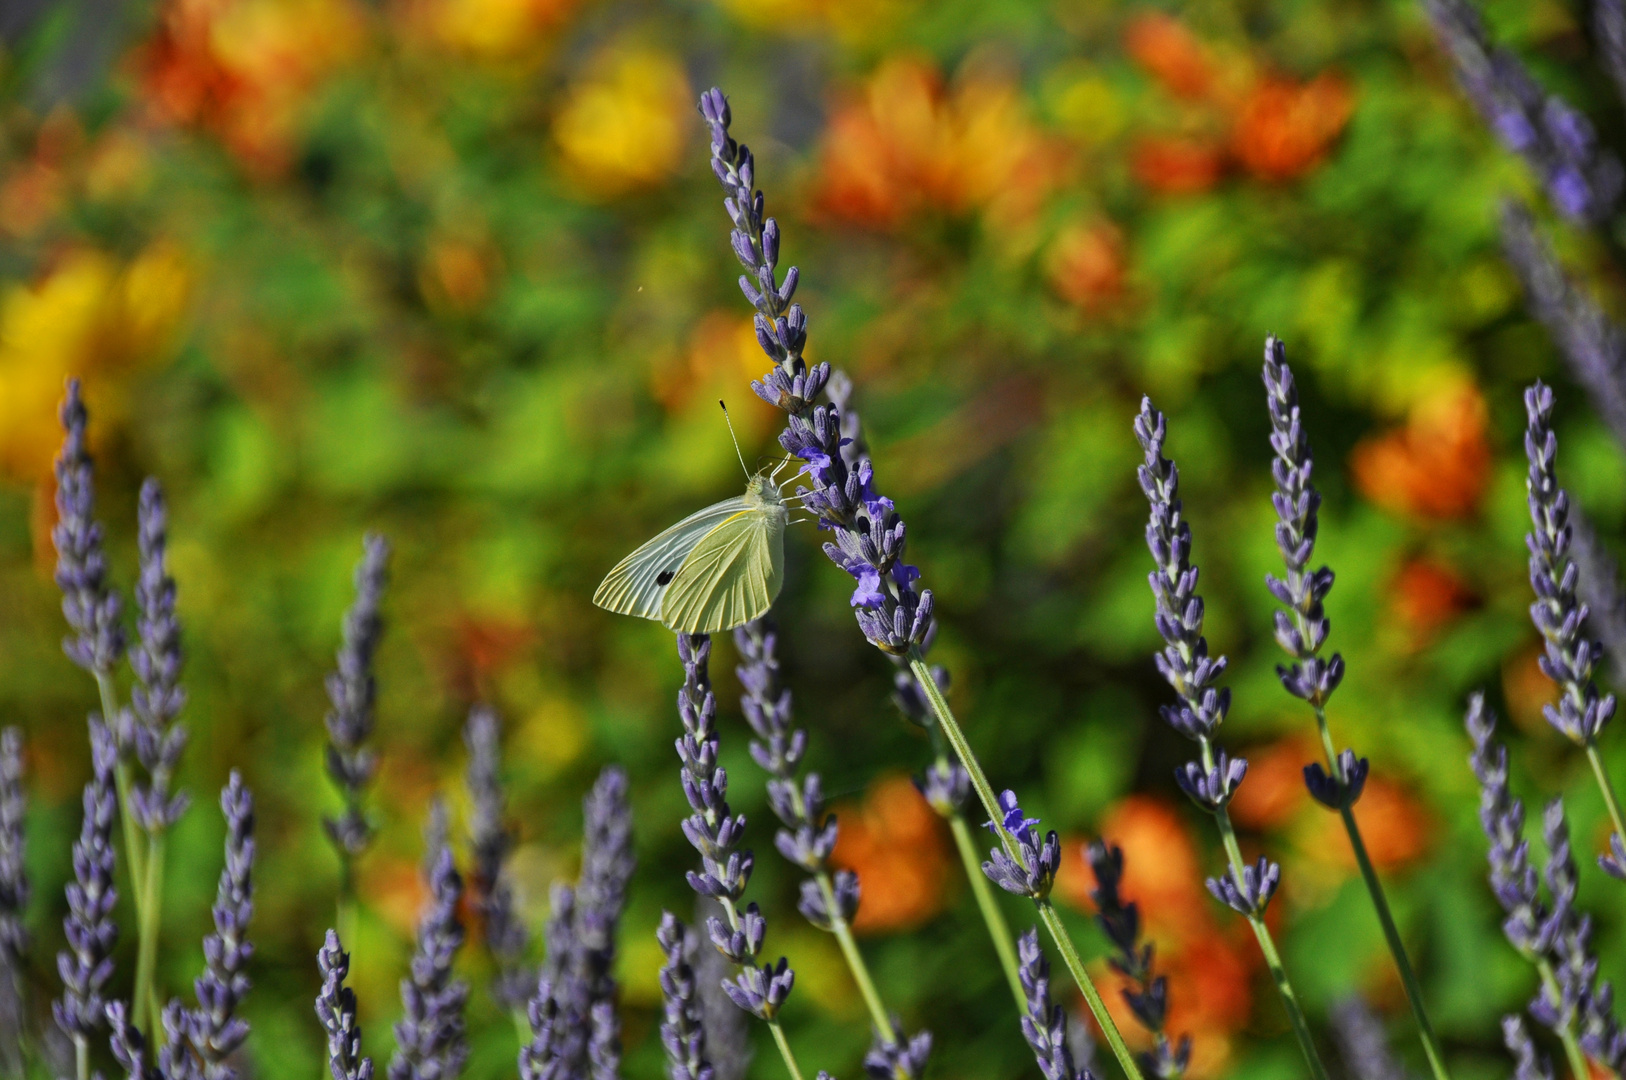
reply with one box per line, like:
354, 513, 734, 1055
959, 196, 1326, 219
745, 472, 784, 508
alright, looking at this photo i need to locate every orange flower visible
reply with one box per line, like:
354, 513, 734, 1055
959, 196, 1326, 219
1388, 558, 1476, 646
553, 46, 692, 197
140, 0, 364, 175
1231, 73, 1355, 182
420, 237, 498, 314
810, 57, 1068, 230
1350, 381, 1492, 520
1046, 218, 1128, 310
1226, 737, 1316, 831
1130, 136, 1226, 194
1124, 13, 1213, 101
830, 774, 951, 934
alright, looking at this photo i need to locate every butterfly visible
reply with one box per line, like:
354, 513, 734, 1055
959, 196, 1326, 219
594, 406, 795, 634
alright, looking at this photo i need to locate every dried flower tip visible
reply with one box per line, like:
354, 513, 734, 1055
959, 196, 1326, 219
863, 1027, 932, 1080
1174, 752, 1248, 813
1205, 857, 1280, 917
722, 957, 794, 1021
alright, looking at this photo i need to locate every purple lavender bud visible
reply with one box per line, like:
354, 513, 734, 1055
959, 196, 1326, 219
1085, 841, 1189, 1079
707, 905, 767, 965
1524, 382, 1619, 748
864, 1029, 932, 1080
1303, 751, 1369, 811
1174, 752, 1248, 813
981, 792, 1060, 900
914, 761, 969, 817
893, 665, 949, 730
190, 772, 255, 1078
53, 379, 125, 674
795, 871, 859, 931
317, 931, 374, 1080
463, 705, 532, 1011
387, 820, 468, 1080
0, 730, 27, 970
1467, 695, 1557, 961
1205, 857, 1280, 917
1600, 0, 1626, 113
676, 634, 753, 904
588, 1000, 620, 1080
130, 477, 190, 835
54, 719, 118, 1045
324, 534, 390, 859
656, 914, 713, 1080
1330, 998, 1407, 1080
721, 958, 794, 1022
157, 997, 205, 1080
1602, 833, 1626, 880
1016, 930, 1094, 1080
1503, 1014, 1555, 1080
576, 766, 634, 1000
108, 999, 161, 1080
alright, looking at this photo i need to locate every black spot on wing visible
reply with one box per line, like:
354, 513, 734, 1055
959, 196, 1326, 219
656, 569, 676, 586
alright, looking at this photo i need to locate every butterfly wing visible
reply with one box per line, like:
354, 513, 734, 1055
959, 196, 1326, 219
593, 497, 750, 620
659, 504, 786, 634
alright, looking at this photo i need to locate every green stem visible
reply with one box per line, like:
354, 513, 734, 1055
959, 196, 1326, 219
92, 672, 147, 897
907, 653, 1144, 1080
1310, 707, 1452, 1080
74, 1033, 88, 1080
1585, 741, 1626, 850
337, 854, 358, 977
819, 871, 896, 1041
1537, 959, 1591, 1080
133, 831, 166, 1041
947, 809, 1027, 1011
1201, 738, 1328, 1080
768, 1020, 807, 1080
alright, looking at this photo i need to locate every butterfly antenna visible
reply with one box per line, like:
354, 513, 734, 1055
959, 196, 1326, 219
719, 400, 751, 479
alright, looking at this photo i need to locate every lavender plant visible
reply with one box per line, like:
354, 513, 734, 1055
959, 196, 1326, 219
1014, 929, 1094, 1080
388, 809, 469, 1080
323, 532, 391, 944
1260, 336, 1450, 1079
318, 930, 376, 1080
657, 913, 712, 1080
464, 705, 534, 1015
1134, 396, 1328, 1080
1331, 998, 1411, 1080
54, 718, 119, 1080
1520, 382, 1626, 871
734, 617, 929, 1079
1085, 841, 1188, 1079
697, 86, 1140, 1080
671, 632, 804, 1079
188, 772, 256, 1079
0, 727, 27, 1075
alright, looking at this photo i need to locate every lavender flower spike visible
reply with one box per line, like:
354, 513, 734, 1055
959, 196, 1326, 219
1330, 998, 1408, 1080
317, 929, 374, 1080
464, 705, 532, 1011
53, 378, 125, 675
191, 771, 256, 1079
1504, 1015, 1556, 1080
1137, 396, 1326, 1080
325, 534, 390, 860
54, 718, 119, 1065
387, 809, 469, 1080
0, 728, 28, 969
981, 792, 1060, 900
1016, 930, 1095, 1080
129, 478, 190, 832
657, 914, 712, 1080
519, 974, 562, 1080
1086, 842, 1189, 1079
1523, 382, 1626, 874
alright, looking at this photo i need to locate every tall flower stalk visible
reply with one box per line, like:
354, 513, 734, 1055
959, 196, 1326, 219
54, 719, 119, 1080
1260, 337, 1450, 1080
696, 87, 1139, 1080
673, 633, 804, 1080
318, 930, 376, 1080
464, 706, 534, 1022
388, 808, 469, 1080
734, 618, 930, 1079
0, 728, 27, 1076
1521, 382, 1626, 871
1134, 397, 1328, 1080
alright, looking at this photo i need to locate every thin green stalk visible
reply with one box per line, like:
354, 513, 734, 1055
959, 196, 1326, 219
718, 896, 810, 1080
74, 1034, 88, 1080
1536, 959, 1591, 1080
92, 672, 147, 895
336, 855, 358, 976
1585, 741, 1626, 850
1309, 707, 1451, 1080
946, 808, 1026, 1010
1200, 737, 1329, 1080
819, 872, 895, 1040
907, 653, 1144, 1080
133, 831, 166, 1041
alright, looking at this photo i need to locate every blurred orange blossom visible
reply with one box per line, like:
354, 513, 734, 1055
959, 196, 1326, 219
1045, 217, 1129, 310
1351, 380, 1492, 520
553, 46, 693, 197
830, 773, 951, 934
1388, 558, 1476, 646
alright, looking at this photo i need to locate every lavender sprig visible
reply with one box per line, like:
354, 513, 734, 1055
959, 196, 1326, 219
657, 914, 712, 1080
324, 533, 391, 862
108, 999, 161, 1080
672, 633, 803, 1078
464, 706, 533, 1012
1015, 930, 1094, 1080
734, 619, 925, 1075
387, 811, 468, 1080
1331, 998, 1411, 1080
317, 930, 375, 1080
0, 729, 25, 1078
1425, 0, 1623, 223
694, 903, 752, 1080
1504, 1014, 1556, 1080
129, 478, 189, 832
55, 719, 119, 1080
1261, 338, 1450, 1080
1522, 382, 1626, 869
1136, 396, 1327, 1080
1085, 841, 1189, 1079
981, 792, 1060, 900
189, 772, 256, 1079
1466, 694, 1591, 1078
519, 975, 561, 1080
54, 379, 125, 677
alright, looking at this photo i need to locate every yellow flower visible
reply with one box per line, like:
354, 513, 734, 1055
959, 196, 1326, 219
415, 0, 577, 59
0, 243, 192, 485
553, 46, 691, 197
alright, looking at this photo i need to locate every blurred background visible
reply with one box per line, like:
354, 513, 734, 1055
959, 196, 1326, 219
0, 0, 1620, 1076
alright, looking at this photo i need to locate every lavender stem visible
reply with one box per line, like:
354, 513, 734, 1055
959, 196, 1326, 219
906, 655, 1143, 1080
944, 799, 1026, 1009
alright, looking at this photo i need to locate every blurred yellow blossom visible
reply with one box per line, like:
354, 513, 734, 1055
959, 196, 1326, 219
0, 242, 193, 487
402, 0, 578, 60
708, 0, 912, 45
553, 47, 692, 197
